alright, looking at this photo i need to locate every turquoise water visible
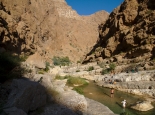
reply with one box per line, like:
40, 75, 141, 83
82, 81, 155, 115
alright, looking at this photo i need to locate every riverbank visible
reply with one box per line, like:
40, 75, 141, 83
0, 63, 117, 115
1, 62, 155, 115
48, 62, 155, 112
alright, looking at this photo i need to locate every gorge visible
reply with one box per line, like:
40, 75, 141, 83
0, 0, 155, 115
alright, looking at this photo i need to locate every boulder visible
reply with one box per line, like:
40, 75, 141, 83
55, 90, 87, 113
131, 101, 154, 111
39, 103, 79, 115
4, 107, 27, 115
5, 79, 47, 113
86, 98, 116, 115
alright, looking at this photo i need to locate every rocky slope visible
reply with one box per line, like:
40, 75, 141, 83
83, 0, 155, 69
0, 0, 109, 65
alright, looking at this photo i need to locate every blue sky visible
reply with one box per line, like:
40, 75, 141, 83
65, 0, 124, 15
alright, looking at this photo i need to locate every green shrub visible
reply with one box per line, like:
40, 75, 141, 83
44, 62, 50, 72
67, 77, 88, 86
87, 66, 94, 71
52, 56, 71, 66
109, 63, 116, 71
73, 87, 84, 94
98, 62, 105, 68
55, 74, 65, 80
77, 60, 81, 64
120, 112, 130, 115
38, 71, 44, 74
76, 70, 80, 72
101, 69, 109, 75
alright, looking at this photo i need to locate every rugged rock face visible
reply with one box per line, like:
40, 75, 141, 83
0, 0, 109, 64
83, 0, 155, 65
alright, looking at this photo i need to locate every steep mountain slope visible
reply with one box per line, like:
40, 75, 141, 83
83, 0, 155, 65
0, 0, 109, 65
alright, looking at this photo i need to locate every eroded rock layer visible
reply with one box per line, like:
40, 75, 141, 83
0, 0, 109, 63
83, 0, 155, 64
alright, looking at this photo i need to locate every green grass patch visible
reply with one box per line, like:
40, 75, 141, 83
52, 56, 71, 66
73, 87, 84, 94
87, 66, 94, 71
55, 74, 65, 80
54, 75, 88, 94
67, 76, 88, 86
76, 70, 80, 72
120, 112, 130, 115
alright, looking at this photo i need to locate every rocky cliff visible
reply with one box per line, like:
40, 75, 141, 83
83, 0, 155, 67
0, 0, 109, 65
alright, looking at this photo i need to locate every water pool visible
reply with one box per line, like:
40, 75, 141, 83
82, 81, 155, 115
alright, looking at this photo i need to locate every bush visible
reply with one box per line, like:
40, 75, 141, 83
101, 69, 109, 75
55, 74, 65, 80
73, 87, 84, 94
52, 56, 71, 66
76, 70, 80, 72
109, 63, 116, 71
44, 62, 50, 72
87, 66, 94, 71
38, 71, 44, 74
120, 112, 130, 115
67, 77, 88, 86
98, 62, 105, 68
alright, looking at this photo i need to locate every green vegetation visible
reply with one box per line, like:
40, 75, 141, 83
38, 71, 44, 74
109, 63, 116, 71
98, 62, 106, 68
101, 69, 109, 75
54, 74, 88, 94
77, 60, 81, 64
67, 76, 88, 94
101, 63, 116, 75
52, 56, 71, 66
46, 87, 59, 98
44, 62, 50, 72
76, 70, 80, 72
73, 87, 84, 94
87, 66, 94, 71
67, 77, 88, 86
0, 52, 26, 82
120, 112, 130, 115
55, 74, 66, 80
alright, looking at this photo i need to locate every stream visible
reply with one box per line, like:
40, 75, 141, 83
82, 81, 155, 115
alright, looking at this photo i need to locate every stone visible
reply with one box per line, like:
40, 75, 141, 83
83, 0, 155, 65
86, 98, 116, 115
4, 79, 47, 113
4, 107, 27, 115
39, 103, 79, 115
0, 0, 109, 63
131, 101, 154, 111
55, 90, 87, 113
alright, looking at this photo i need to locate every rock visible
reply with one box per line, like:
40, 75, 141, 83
4, 79, 47, 113
39, 103, 79, 115
131, 101, 154, 111
4, 107, 27, 115
32, 74, 54, 88
83, 0, 155, 65
0, 0, 109, 63
55, 90, 87, 113
86, 98, 116, 115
